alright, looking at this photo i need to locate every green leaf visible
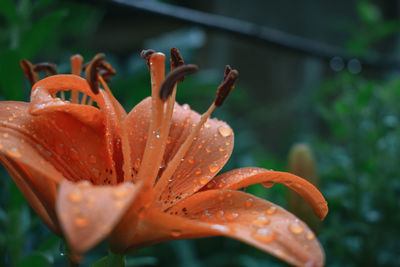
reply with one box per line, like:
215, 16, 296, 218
91, 251, 125, 267
0, 49, 24, 100
19, 9, 68, 58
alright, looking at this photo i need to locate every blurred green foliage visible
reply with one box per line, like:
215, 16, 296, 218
315, 73, 400, 266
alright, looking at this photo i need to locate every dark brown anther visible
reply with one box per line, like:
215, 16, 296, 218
84, 53, 107, 94
159, 64, 198, 101
97, 61, 116, 82
20, 59, 38, 85
214, 69, 239, 107
223, 65, 232, 81
170, 47, 184, 70
140, 49, 155, 69
33, 62, 57, 77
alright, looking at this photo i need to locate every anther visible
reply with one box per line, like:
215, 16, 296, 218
84, 53, 115, 94
140, 49, 155, 69
159, 64, 198, 101
170, 47, 184, 69
33, 62, 57, 76
223, 65, 232, 81
214, 69, 239, 107
20, 59, 38, 85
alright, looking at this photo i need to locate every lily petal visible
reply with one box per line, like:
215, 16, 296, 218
126, 98, 234, 208
204, 167, 328, 220
169, 190, 325, 267
31, 75, 127, 183
0, 100, 118, 185
120, 209, 221, 253
56, 180, 139, 255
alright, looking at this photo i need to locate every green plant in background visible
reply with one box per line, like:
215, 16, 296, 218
315, 73, 400, 266
0, 0, 99, 100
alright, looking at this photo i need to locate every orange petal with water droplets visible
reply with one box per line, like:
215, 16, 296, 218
30, 75, 103, 129
120, 209, 221, 253
204, 168, 328, 220
125, 97, 234, 209
0, 101, 118, 185
56, 180, 139, 255
31, 75, 128, 183
169, 190, 325, 267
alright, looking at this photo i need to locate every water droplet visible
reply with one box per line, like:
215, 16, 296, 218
226, 212, 239, 221
252, 228, 276, 243
306, 231, 315, 240
218, 126, 232, 137
210, 224, 229, 232
68, 191, 83, 203
199, 176, 209, 185
74, 216, 89, 227
205, 147, 212, 153
245, 198, 254, 208
204, 122, 211, 128
288, 221, 304, 234
219, 147, 225, 152
263, 181, 275, 188
3, 133, 9, 138
187, 158, 195, 164
208, 163, 219, 173
253, 216, 270, 226
6, 148, 21, 158
171, 229, 182, 237
266, 206, 277, 215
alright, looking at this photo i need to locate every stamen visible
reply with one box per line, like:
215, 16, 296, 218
170, 47, 184, 69
159, 64, 198, 101
136, 52, 167, 190
154, 67, 238, 204
20, 59, 38, 85
223, 65, 232, 80
33, 62, 57, 77
84, 53, 105, 94
140, 49, 155, 69
70, 55, 83, 103
154, 103, 216, 198
84, 54, 116, 96
214, 69, 239, 107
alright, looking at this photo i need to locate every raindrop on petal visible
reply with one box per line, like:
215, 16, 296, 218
171, 229, 182, 237
6, 148, 21, 158
262, 181, 275, 188
266, 206, 277, 215
253, 216, 270, 226
74, 216, 89, 227
306, 231, 315, 240
288, 221, 304, 234
218, 126, 232, 137
208, 163, 219, 173
245, 198, 254, 208
252, 228, 276, 243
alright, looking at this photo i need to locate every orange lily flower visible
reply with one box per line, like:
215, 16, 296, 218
0, 48, 328, 266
